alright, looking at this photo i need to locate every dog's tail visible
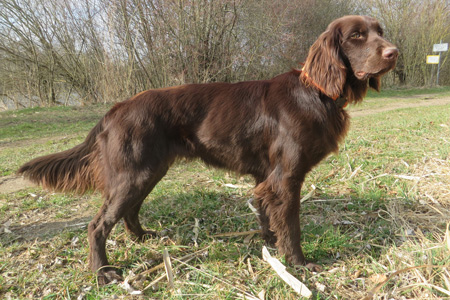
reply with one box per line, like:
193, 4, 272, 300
17, 119, 105, 194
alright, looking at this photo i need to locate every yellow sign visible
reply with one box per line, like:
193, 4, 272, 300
427, 55, 440, 64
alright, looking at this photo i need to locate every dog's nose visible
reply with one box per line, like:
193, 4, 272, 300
382, 47, 399, 60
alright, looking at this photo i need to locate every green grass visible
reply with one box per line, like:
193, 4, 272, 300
0, 105, 108, 143
0, 105, 109, 176
1, 87, 450, 299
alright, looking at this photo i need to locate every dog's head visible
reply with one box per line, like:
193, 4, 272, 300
301, 15, 398, 103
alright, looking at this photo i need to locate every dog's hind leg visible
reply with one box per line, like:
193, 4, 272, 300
123, 200, 157, 241
88, 165, 168, 285
88, 187, 129, 284
123, 166, 169, 241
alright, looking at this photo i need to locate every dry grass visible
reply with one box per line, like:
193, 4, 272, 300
414, 158, 450, 207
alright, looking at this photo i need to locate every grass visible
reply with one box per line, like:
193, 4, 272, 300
0, 105, 109, 143
0, 87, 449, 299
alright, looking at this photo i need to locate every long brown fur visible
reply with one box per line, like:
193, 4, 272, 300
18, 16, 398, 285
18, 120, 104, 193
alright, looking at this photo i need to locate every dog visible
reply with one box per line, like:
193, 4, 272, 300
18, 15, 398, 284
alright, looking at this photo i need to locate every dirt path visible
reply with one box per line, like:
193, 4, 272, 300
350, 95, 450, 117
0, 175, 34, 193
1, 95, 450, 194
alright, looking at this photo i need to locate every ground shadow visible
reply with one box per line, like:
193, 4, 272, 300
1, 216, 92, 245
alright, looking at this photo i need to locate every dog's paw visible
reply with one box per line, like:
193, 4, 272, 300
305, 262, 323, 272
289, 255, 323, 272
131, 230, 158, 242
139, 230, 158, 242
97, 268, 123, 285
261, 231, 277, 246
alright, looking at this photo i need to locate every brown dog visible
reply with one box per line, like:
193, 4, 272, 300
18, 15, 397, 284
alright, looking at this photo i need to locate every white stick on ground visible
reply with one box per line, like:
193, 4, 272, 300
262, 246, 312, 298
163, 248, 174, 289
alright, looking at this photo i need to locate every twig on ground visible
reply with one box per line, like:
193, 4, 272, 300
300, 185, 316, 203
173, 256, 259, 299
212, 229, 261, 238
193, 218, 200, 247
247, 198, 259, 216
163, 248, 174, 289
128, 246, 209, 284
262, 246, 312, 298
360, 265, 449, 300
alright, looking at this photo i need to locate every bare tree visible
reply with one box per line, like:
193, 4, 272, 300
363, 0, 450, 85
0, 0, 108, 105
6, 0, 446, 108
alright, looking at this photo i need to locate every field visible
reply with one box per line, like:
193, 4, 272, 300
1, 87, 450, 299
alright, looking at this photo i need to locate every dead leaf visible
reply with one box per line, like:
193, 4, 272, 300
315, 281, 326, 292
352, 270, 362, 279
244, 233, 255, 245
369, 274, 387, 284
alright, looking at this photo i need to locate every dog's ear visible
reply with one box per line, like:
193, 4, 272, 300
301, 23, 346, 98
369, 76, 381, 92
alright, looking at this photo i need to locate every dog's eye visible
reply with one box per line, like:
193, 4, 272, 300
351, 32, 361, 39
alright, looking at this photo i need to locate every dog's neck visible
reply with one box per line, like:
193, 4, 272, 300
300, 68, 348, 108
334, 96, 348, 108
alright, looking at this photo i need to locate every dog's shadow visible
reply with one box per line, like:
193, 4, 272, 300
1, 216, 91, 245
139, 189, 258, 245
2, 189, 397, 267
138, 190, 396, 263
